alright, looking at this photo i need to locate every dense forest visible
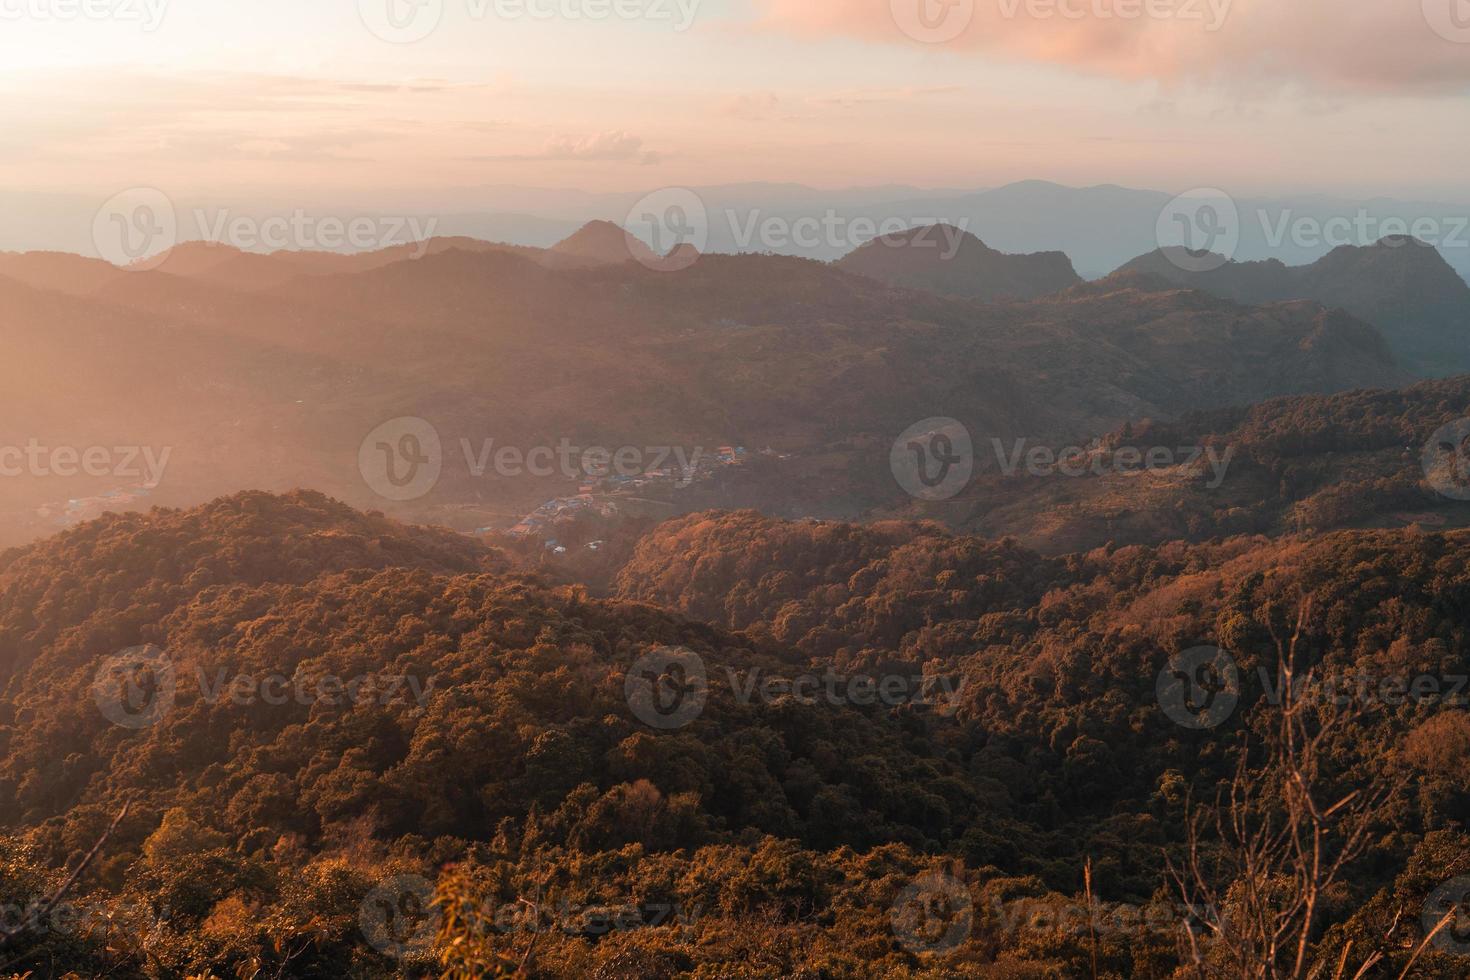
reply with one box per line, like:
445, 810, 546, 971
930, 376, 1470, 555
0, 490, 1467, 976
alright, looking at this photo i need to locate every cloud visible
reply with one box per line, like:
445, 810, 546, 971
754, 0, 1470, 95
718, 85, 959, 121
475, 130, 663, 164
543, 130, 658, 163
806, 85, 962, 108
720, 92, 782, 120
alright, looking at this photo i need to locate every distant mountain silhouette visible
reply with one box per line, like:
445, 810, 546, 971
835, 224, 1082, 301
913, 375, 1470, 554
1115, 237, 1470, 376
549, 220, 660, 266
97, 237, 598, 292
0, 250, 123, 294
0, 240, 1411, 546
659, 242, 702, 271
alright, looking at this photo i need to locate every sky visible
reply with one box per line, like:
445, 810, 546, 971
1, 0, 1469, 211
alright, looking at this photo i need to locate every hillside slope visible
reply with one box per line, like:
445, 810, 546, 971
835, 223, 1082, 300
4, 494, 1470, 975
1117, 238, 1470, 377
0, 247, 1410, 547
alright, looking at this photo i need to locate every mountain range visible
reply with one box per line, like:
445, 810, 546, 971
1117, 238, 1470, 376
0, 228, 1415, 547
3, 199, 1470, 978
12, 181, 1468, 282
834, 224, 1081, 301
2, 486, 1468, 975
883, 375, 1470, 555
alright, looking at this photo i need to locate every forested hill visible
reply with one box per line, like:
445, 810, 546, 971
887, 375, 1470, 555
1, 494, 1469, 975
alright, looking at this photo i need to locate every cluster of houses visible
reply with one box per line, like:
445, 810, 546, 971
504, 494, 620, 540
502, 444, 755, 543
35, 483, 156, 529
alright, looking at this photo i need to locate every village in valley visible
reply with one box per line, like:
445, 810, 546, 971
32, 481, 160, 530
493, 444, 761, 553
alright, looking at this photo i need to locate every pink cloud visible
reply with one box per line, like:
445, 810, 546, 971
544, 130, 659, 163
755, 0, 1470, 94
720, 92, 782, 120
476, 130, 663, 165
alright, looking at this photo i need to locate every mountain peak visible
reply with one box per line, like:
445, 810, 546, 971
836, 223, 1080, 301
1115, 238, 1469, 376
550, 220, 660, 266
871, 222, 984, 249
